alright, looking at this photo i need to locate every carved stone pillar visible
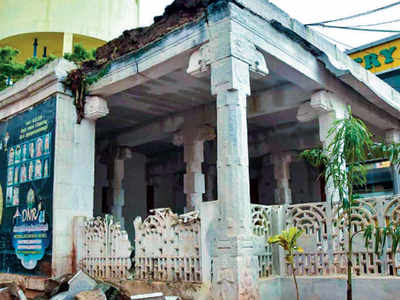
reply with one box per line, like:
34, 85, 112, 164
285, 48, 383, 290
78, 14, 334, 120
210, 56, 264, 300
174, 126, 215, 211
386, 130, 400, 194
103, 145, 132, 229
297, 90, 347, 203
272, 152, 293, 204
187, 11, 268, 296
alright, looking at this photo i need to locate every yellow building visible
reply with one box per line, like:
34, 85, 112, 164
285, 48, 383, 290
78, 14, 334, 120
348, 34, 400, 92
0, 0, 140, 62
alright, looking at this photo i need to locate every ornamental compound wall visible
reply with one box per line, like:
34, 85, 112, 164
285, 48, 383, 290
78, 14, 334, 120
74, 195, 400, 283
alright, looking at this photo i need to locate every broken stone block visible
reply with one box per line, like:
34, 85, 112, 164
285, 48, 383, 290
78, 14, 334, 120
45, 274, 74, 297
50, 291, 72, 300
0, 287, 12, 300
49, 271, 98, 300
75, 289, 106, 300
68, 271, 97, 295
130, 293, 164, 300
0, 281, 27, 300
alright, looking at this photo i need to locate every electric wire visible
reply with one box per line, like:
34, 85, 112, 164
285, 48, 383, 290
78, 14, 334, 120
315, 24, 400, 33
352, 18, 400, 28
306, 1, 400, 26
316, 29, 400, 63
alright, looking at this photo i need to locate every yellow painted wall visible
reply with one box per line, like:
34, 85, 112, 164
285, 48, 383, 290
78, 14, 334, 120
350, 38, 400, 74
0, 0, 139, 61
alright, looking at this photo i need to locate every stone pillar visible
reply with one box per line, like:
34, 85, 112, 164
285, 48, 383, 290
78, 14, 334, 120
187, 14, 268, 296
386, 130, 400, 194
53, 95, 108, 277
105, 146, 132, 229
297, 90, 347, 204
205, 164, 217, 201
173, 126, 215, 211
210, 56, 260, 300
272, 152, 293, 204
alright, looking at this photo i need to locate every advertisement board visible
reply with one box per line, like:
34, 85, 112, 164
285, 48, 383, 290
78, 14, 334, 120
0, 97, 55, 275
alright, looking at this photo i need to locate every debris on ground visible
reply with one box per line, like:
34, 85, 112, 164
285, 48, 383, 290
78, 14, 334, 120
1, 271, 181, 299
74, 289, 106, 300
0, 281, 27, 300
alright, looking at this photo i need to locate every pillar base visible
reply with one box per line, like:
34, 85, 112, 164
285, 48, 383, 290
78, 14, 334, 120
211, 237, 260, 300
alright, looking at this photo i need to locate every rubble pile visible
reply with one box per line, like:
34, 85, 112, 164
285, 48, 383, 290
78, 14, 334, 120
0, 271, 180, 300
92, 0, 219, 66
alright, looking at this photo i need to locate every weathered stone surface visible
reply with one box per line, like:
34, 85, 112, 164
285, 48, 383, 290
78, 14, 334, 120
48, 272, 98, 300
0, 281, 27, 300
0, 287, 12, 300
74, 289, 106, 300
50, 291, 71, 300
45, 274, 74, 298
68, 271, 97, 295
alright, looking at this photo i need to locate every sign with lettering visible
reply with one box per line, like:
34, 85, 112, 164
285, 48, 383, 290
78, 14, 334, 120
350, 38, 400, 73
0, 97, 55, 275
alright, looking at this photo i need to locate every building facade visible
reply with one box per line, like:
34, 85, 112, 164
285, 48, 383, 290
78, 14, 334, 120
0, 0, 140, 61
1, 0, 400, 299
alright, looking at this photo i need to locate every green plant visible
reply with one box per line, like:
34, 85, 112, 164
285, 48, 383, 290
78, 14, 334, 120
301, 107, 400, 300
0, 47, 25, 91
268, 227, 304, 300
63, 44, 110, 124
0, 46, 56, 92
63, 44, 96, 64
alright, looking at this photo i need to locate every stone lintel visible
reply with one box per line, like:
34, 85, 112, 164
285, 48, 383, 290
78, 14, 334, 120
187, 42, 268, 80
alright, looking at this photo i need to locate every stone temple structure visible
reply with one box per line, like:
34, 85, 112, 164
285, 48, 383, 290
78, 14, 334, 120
1, 0, 400, 299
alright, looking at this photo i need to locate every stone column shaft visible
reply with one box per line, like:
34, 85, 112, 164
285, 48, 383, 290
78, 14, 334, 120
272, 152, 293, 204
184, 140, 205, 211
313, 91, 347, 204
104, 145, 131, 229
216, 89, 252, 232
111, 158, 125, 226
175, 126, 215, 211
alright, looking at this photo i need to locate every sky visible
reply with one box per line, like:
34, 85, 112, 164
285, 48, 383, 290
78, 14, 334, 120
140, 0, 400, 50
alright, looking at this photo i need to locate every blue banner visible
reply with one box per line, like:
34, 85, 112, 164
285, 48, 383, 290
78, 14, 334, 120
0, 97, 55, 275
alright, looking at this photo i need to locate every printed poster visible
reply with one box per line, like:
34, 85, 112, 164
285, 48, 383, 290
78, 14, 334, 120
0, 97, 55, 275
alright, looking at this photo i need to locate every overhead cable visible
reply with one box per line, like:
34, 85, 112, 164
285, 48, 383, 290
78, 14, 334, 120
352, 18, 400, 27
315, 24, 400, 33
306, 1, 400, 26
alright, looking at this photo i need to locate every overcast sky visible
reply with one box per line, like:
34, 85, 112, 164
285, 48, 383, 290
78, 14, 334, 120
140, 0, 400, 50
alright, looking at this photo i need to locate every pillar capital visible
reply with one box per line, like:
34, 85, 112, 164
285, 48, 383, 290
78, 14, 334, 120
173, 125, 216, 146
187, 39, 268, 80
297, 90, 347, 123
84, 96, 109, 120
99, 144, 132, 166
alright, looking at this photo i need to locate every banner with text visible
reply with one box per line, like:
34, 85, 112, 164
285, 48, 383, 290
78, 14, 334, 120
0, 97, 55, 275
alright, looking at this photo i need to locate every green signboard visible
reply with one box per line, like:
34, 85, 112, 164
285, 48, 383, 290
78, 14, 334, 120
0, 97, 55, 275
